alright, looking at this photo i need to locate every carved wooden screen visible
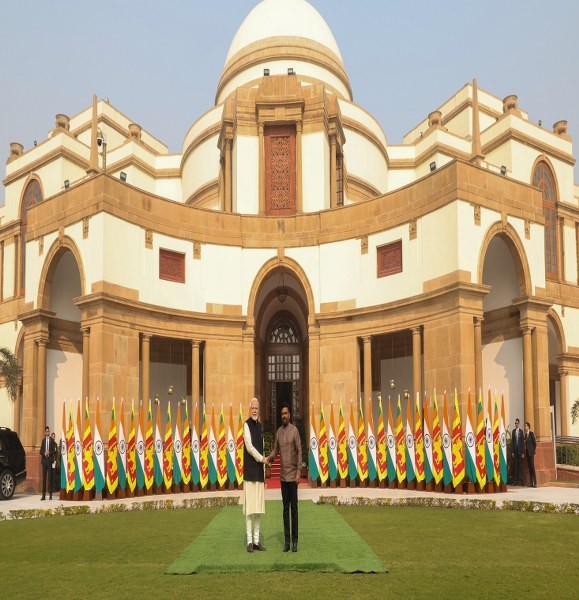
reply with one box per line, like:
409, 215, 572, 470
533, 162, 558, 279
264, 125, 296, 216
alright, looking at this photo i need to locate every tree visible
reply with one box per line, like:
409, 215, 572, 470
0, 347, 19, 403
571, 399, 579, 426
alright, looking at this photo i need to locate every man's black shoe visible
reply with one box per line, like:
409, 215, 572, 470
283, 543, 290, 552
292, 543, 298, 552
40, 496, 45, 501
247, 543, 254, 553
253, 542, 266, 551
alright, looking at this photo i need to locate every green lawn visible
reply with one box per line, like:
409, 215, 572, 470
1, 504, 577, 599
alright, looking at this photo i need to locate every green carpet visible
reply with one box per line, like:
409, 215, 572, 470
167, 500, 387, 575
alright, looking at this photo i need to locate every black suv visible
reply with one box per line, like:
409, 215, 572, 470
0, 427, 27, 500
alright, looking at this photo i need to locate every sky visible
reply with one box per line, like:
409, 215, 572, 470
1, 0, 578, 204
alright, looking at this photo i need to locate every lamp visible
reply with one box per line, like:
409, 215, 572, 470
63, 180, 70, 189
429, 161, 436, 172
277, 270, 288, 303
120, 171, 127, 182
263, 68, 270, 76
287, 67, 295, 75
500, 165, 507, 176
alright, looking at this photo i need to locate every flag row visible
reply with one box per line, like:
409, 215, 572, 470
308, 389, 509, 490
59, 399, 246, 496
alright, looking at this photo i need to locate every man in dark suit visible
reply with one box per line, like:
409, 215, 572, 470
524, 421, 537, 487
511, 418, 524, 485
40, 426, 57, 500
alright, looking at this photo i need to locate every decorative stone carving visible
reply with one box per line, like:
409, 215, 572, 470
270, 135, 291, 209
145, 229, 153, 249
128, 123, 142, 141
38, 237, 44, 255
55, 114, 70, 130
502, 95, 518, 113
474, 204, 481, 226
428, 110, 442, 128
159, 249, 185, 283
360, 235, 368, 254
8, 142, 23, 163
193, 241, 201, 260
553, 120, 567, 135
409, 218, 417, 240
524, 219, 531, 239
377, 240, 402, 278
83, 217, 89, 239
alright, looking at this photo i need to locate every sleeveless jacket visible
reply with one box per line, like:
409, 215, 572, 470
244, 417, 264, 483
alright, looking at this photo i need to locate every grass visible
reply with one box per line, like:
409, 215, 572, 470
1, 503, 578, 599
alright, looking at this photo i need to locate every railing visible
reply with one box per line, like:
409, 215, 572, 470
555, 436, 579, 467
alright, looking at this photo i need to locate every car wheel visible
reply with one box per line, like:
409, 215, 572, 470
0, 469, 15, 500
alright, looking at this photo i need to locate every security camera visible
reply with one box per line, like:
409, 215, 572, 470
97, 134, 103, 147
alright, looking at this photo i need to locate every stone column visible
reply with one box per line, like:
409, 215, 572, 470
531, 323, 550, 439
473, 317, 483, 395
559, 368, 568, 437
258, 123, 265, 214
411, 327, 422, 399
141, 334, 151, 406
521, 326, 534, 427
330, 135, 337, 209
191, 340, 201, 411
224, 138, 232, 213
362, 336, 372, 419
296, 122, 303, 213
36, 338, 48, 445
82, 328, 90, 404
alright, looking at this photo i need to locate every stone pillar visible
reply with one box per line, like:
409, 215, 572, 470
36, 338, 48, 445
362, 336, 372, 419
296, 121, 303, 213
191, 340, 201, 411
224, 138, 232, 213
531, 323, 550, 440
473, 317, 483, 395
258, 123, 265, 214
141, 334, 151, 406
82, 328, 90, 403
521, 326, 534, 426
330, 135, 337, 209
411, 327, 422, 399
559, 368, 568, 437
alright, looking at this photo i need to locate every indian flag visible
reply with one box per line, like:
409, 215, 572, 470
451, 389, 465, 489
126, 401, 137, 493
191, 403, 200, 486
337, 401, 348, 480
442, 392, 452, 487
82, 397, 94, 491
318, 403, 329, 484
327, 402, 338, 482
163, 401, 173, 490
464, 390, 477, 484
499, 394, 508, 484
208, 412, 218, 486
423, 395, 434, 485
235, 403, 244, 485
386, 398, 396, 484
94, 398, 105, 494
199, 404, 209, 489
136, 402, 145, 491
431, 391, 443, 484
217, 404, 227, 488
485, 389, 494, 484
366, 397, 377, 482
475, 389, 486, 489
173, 403, 183, 486
414, 393, 425, 483
347, 402, 357, 481
227, 404, 236, 484
117, 400, 127, 491
309, 403, 320, 481
154, 400, 163, 487
395, 396, 406, 483
182, 402, 192, 486
376, 395, 387, 482
106, 399, 118, 496
144, 399, 155, 490
405, 395, 416, 483
74, 400, 83, 492
60, 401, 68, 492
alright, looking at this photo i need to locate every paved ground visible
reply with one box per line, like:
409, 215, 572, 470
2, 482, 578, 516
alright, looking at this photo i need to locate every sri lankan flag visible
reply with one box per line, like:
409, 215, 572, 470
235, 403, 244, 485
347, 402, 357, 480
337, 400, 348, 480
226, 404, 236, 484
217, 404, 227, 488
386, 398, 396, 483
106, 399, 118, 495
74, 400, 83, 492
423, 395, 434, 485
499, 394, 508, 484
376, 395, 387, 482
199, 404, 208, 488
442, 392, 452, 487
163, 401, 173, 489
395, 396, 406, 483
405, 395, 415, 483
414, 393, 425, 483
328, 402, 338, 482
431, 392, 443, 484
475, 389, 486, 488
126, 401, 137, 493
318, 403, 329, 484
144, 400, 155, 490
464, 390, 477, 484
82, 397, 95, 491
66, 402, 75, 492
94, 398, 105, 494
182, 401, 192, 486
451, 389, 465, 488
357, 399, 368, 482
493, 393, 500, 486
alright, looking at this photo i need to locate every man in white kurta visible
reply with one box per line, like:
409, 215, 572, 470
243, 398, 268, 552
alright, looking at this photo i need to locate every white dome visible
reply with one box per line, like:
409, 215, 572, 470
225, 0, 343, 64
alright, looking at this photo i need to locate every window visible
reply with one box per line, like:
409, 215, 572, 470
336, 153, 344, 207
264, 125, 296, 216
533, 162, 558, 279
377, 240, 403, 278
159, 249, 185, 283
19, 180, 43, 295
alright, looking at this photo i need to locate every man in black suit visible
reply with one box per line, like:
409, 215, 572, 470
511, 418, 524, 485
524, 421, 537, 487
40, 426, 57, 500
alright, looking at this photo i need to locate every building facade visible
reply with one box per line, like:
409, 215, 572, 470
1, 0, 578, 489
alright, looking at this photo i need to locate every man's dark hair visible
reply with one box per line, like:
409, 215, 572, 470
281, 404, 291, 414
525, 421, 531, 428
